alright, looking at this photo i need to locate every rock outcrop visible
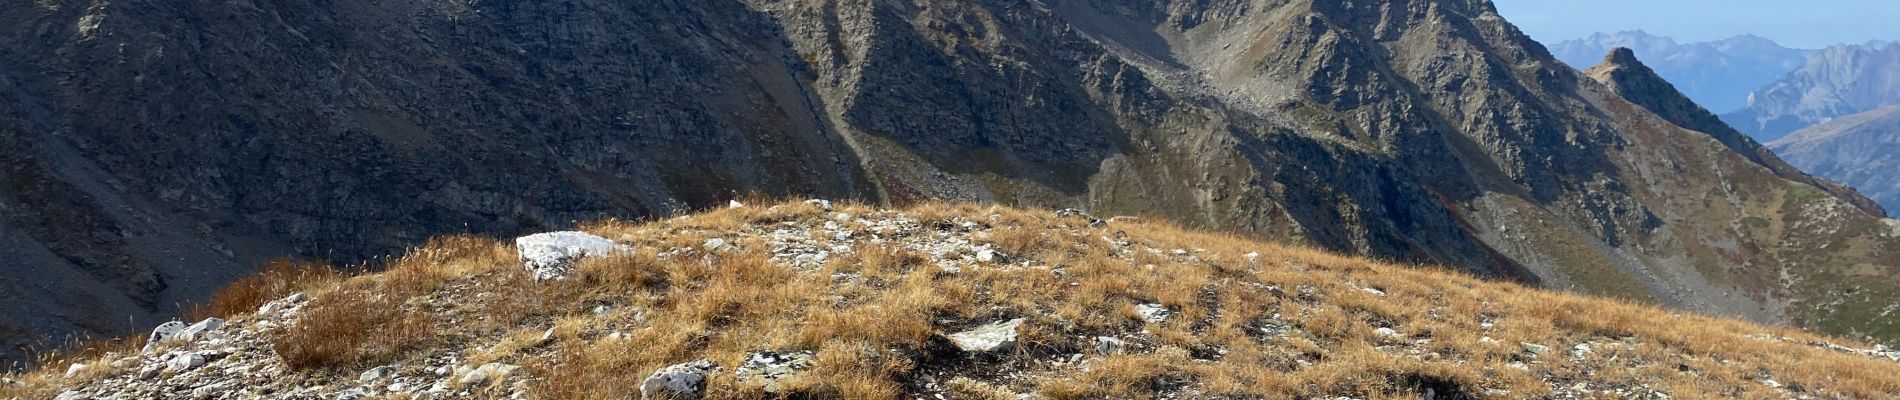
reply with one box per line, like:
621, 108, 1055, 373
515, 232, 632, 281
1586, 48, 1887, 217
2, 0, 1898, 361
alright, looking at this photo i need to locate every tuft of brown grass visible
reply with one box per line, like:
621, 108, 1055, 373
184, 259, 343, 321
271, 236, 512, 371
271, 284, 433, 370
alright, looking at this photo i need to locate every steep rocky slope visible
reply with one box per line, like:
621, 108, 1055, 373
1770, 105, 1900, 212
6, 202, 1900, 399
1550, 31, 1809, 113
1723, 42, 1900, 141
1584, 48, 1887, 217
2, 0, 1898, 364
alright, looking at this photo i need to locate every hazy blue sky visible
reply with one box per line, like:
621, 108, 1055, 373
1491, 0, 1900, 48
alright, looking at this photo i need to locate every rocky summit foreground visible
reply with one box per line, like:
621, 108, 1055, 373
6, 202, 1899, 399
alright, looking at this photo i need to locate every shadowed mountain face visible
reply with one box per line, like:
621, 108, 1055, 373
1550, 31, 1809, 114
1770, 106, 1900, 212
1724, 42, 1900, 141
1, 0, 1897, 362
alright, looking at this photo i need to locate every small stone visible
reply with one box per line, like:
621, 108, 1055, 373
55, 391, 87, 400
168, 353, 207, 372
458, 363, 519, 386
191, 384, 224, 399
1360, 287, 1386, 297
361, 366, 395, 382
336, 388, 369, 400
138, 364, 165, 379
1134, 303, 1170, 323
728, 200, 745, 209
805, 199, 833, 211
516, 231, 632, 281
703, 238, 732, 252
1093, 336, 1127, 354
177, 317, 225, 342
641, 359, 719, 400
1374, 327, 1399, 338
975, 248, 1005, 264
64, 363, 89, 378
947, 319, 1025, 353
1521, 342, 1552, 357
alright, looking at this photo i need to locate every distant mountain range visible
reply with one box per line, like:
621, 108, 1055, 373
1723, 42, 1900, 141
1549, 31, 1809, 113
1769, 106, 1900, 212
1555, 32, 1900, 211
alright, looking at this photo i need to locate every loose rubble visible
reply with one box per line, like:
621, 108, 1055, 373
734, 351, 815, 393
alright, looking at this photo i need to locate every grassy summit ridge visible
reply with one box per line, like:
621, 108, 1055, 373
7, 200, 1899, 399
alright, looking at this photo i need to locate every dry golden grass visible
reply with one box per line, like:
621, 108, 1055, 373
9, 200, 1900, 399
185, 259, 344, 321
272, 236, 514, 371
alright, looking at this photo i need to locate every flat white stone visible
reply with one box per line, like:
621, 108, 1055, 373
947, 319, 1025, 352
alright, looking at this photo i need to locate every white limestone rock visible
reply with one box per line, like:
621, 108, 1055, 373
456, 363, 519, 386
361, 365, 395, 382
947, 319, 1025, 353
1093, 336, 1127, 354
805, 199, 833, 211
1134, 303, 1171, 323
702, 238, 732, 253
177, 317, 225, 342
1522, 342, 1552, 357
516, 231, 632, 280
641, 359, 719, 400
167, 353, 206, 372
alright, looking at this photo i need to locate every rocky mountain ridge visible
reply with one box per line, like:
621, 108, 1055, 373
1, 0, 1897, 364
1550, 30, 1810, 113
